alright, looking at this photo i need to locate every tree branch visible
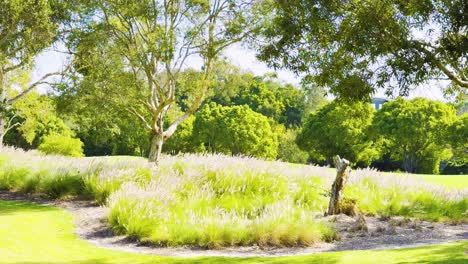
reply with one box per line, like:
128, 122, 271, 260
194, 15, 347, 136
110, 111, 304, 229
413, 41, 468, 88
4, 114, 20, 135
3, 58, 29, 73
163, 112, 190, 139
7, 68, 69, 104
126, 107, 152, 130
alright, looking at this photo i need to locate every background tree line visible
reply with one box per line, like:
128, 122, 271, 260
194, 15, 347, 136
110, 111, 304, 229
4, 61, 467, 174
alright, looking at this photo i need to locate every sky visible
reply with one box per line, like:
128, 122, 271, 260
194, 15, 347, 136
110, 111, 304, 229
33, 43, 447, 101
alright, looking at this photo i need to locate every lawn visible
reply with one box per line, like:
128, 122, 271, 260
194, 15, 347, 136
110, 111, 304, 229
0, 200, 466, 264
411, 174, 468, 189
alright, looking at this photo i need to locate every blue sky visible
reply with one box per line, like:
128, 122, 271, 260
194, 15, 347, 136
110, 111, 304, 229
33, 43, 447, 101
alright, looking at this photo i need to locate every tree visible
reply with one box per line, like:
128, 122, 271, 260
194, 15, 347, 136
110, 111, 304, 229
193, 103, 278, 159
177, 60, 253, 109
257, 0, 468, 100
372, 98, 457, 174
5, 92, 75, 149
229, 76, 307, 127
449, 113, 468, 156
296, 101, 378, 166
444, 113, 468, 173
0, 0, 70, 145
69, 0, 262, 164
233, 79, 285, 123
55, 77, 151, 157
274, 83, 307, 127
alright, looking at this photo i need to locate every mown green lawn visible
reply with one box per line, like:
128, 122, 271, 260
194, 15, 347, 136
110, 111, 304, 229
320, 165, 468, 189
411, 174, 468, 189
0, 200, 466, 264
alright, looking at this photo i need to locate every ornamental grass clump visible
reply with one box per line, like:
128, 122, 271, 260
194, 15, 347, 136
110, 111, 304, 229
0, 147, 147, 199
107, 161, 334, 248
345, 172, 468, 223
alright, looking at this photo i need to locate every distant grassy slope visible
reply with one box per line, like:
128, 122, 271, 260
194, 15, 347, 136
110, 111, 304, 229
411, 174, 468, 188
0, 200, 467, 264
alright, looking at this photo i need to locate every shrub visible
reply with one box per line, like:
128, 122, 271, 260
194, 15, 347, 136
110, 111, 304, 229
38, 134, 84, 157
193, 103, 279, 159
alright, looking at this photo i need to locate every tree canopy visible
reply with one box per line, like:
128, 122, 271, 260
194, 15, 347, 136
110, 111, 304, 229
372, 97, 457, 173
193, 103, 278, 159
258, 0, 468, 100
296, 101, 378, 166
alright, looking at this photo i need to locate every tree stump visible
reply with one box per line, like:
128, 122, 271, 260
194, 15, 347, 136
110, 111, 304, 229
326, 155, 350, 216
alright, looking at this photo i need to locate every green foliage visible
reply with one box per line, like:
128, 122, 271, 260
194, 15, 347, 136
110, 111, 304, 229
38, 134, 85, 157
372, 98, 457, 174
193, 103, 279, 159
177, 62, 313, 129
0, 0, 71, 145
297, 101, 379, 166
277, 129, 309, 164
448, 113, 468, 162
443, 113, 468, 174
258, 0, 468, 99
0, 0, 57, 65
233, 80, 285, 123
227, 77, 307, 128
7, 92, 74, 147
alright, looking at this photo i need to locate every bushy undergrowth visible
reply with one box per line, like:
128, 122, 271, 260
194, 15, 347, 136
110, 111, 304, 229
1, 147, 467, 249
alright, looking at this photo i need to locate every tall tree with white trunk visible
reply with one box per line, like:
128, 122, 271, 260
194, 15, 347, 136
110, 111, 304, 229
69, 0, 262, 163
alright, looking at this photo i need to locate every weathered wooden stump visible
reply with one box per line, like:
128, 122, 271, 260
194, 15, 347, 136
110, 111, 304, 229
326, 155, 351, 216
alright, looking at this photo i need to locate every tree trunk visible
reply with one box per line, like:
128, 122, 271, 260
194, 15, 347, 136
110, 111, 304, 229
148, 132, 164, 164
403, 152, 417, 173
0, 69, 4, 146
0, 114, 4, 146
326, 155, 351, 216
